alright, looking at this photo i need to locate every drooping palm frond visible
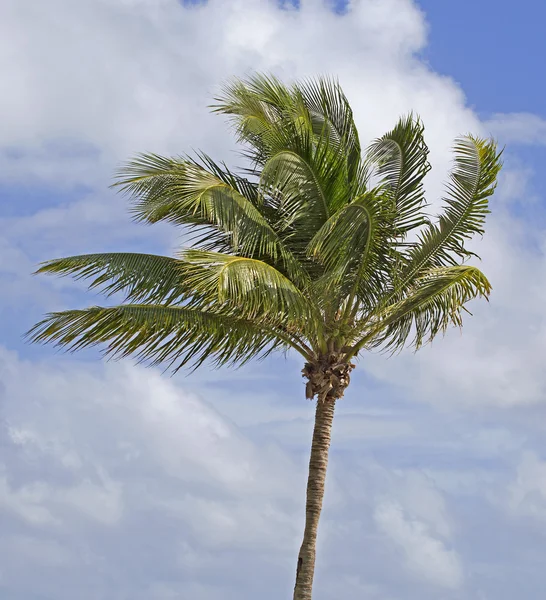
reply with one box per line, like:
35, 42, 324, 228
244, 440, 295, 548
178, 249, 311, 322
27, 305, 291, 371
36, 253, 189, 305
114, 153, 265, 241
349, 265, 491, 356
113, 153, 307, 283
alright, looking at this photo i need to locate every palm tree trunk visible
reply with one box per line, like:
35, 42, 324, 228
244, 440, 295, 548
293, 397, 336, 600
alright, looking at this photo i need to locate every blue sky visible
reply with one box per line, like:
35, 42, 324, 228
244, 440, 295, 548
417, 0, 546, 115
1, 1, 546, 599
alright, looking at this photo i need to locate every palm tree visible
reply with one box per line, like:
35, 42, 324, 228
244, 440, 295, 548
28, 74, 502, 600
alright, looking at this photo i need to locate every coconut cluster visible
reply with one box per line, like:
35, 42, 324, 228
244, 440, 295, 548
302, 355, 355, 402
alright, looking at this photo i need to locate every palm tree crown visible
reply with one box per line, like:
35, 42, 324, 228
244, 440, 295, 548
29, 74, 501, 394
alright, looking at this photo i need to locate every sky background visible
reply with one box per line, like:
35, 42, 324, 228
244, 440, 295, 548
1, 1, 546, 599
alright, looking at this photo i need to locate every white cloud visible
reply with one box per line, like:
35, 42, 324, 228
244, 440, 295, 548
0, 0, 479, 192
0, 347, 302, 498
0, 476, 59, 526
0, 472, 123, 527
375, 500, 463, 589
506, 452, 546, 522
1, 343, 546, 599
0, 535, 72, 567
0, 344, 304, 537
485, 113, 546, 145
0, 345, 307, 597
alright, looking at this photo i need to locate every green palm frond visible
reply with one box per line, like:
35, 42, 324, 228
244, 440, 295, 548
212, 73, 294, 165
214, 74, 365, 200
114, 153, 306, 282
36, 253, 189, 305
296, 77, 360, 152
179, 249, 311, 322
307, 190, 394, 310
115, 153, 264, 236
260, 148, 333, 236
366, 114, 431, 236
349, 265, 491, 356
400, 136, 502, 283
27, 305, 289, 371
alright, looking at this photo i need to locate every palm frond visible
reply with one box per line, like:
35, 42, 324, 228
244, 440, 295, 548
349, 265, 491, 356
214, 74, 366, 207
256, 117, 352, 243
179, 249, 311, 322
307, 190, 394, 310
211, 73, 294, 165
400, 136, 502, 283
260, 148, 331, 234
366, 114, 430, 236
114, 153, 305, 282
36, 253, 189, 305
294, 77, 362, 182
27, 304, 289, 371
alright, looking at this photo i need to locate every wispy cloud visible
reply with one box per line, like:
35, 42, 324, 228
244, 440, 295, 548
484, 113, 546, 145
